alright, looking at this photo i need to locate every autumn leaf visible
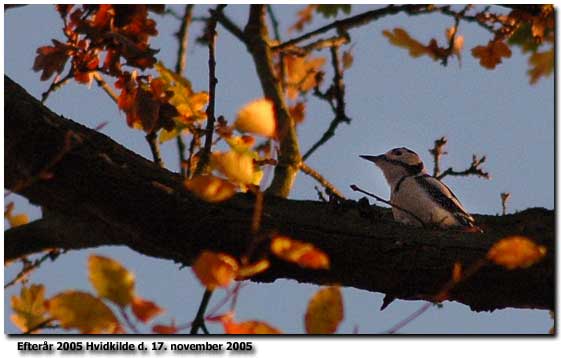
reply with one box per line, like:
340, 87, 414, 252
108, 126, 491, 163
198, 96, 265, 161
11, 284, 49, 333
88, 255, 135, 307
270, 236, 330, 270
528, 48, 553, 84
212, 150, 257, 185
289, 102, 306, 125
4, 202, 29, 228
471, 40, 512, 69
46, 291, 121, 333
131, 296, 164, 323
305, 286, 344, 334
33, 39, 71, 81
284, 54, 326, 100
383, 28, 430, 58
221, 314, 282, 334
289, 5, 318, 32
237, 259, 271, 279
234, 98, 277, 138
192, 251, 239, 290
184, 175, 237, 203
342, 50, 354, 70
316, 5, 351, 18
487, 236, 547, 270
152, 323, 178, 334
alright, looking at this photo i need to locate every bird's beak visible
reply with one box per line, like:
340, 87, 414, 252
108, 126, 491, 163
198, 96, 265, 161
360, 154, 385, 163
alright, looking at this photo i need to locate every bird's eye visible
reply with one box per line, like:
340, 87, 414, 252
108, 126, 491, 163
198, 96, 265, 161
393, 150, 402, 156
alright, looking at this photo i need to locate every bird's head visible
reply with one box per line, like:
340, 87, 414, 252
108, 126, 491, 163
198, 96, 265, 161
360, 147, 426, 186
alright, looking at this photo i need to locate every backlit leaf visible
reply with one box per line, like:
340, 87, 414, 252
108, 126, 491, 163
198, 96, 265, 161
11, 284, 48, 333
223, 315, 282, 334
289, 5, 318, 32
487, 236, 546, 269
184, 175, 237, 203
270, 236, 330, 270
33, 39, 70, 81
383, 28, 430, 58
5, 202, 30, 228
528, 48, 553, 84
152, 323, 178, 334
212, 150, 256, 185
131, 296, 164, 323
305, 286, 343, 334
234, 98, 277, 138
285, 54, 326, 100
88, 255, 135, 307
46, 291, 120, 333
192, 251, 239, 290
237, 259, 271, 279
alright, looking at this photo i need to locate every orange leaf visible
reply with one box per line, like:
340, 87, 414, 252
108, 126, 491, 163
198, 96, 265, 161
152, 323, 178, 334
452, 262, 462, 283
234, 98, 277, 138
382, 28, 430, 58
11, 284, 48, 333
289, 102, 306, 125
46, 291, 121, 333
471, 40, 512, 69
192, 251, 239, 290
33, 39, 70, 81
223, 316, 282, 334
528, 48, 553, 84
184, 175, 237, 203
237, 259, 271, 279
305, 286, 344, 334
132, 297, 164, 323
5, 202, 29, 228
270, 236, 330, 270
88, 255, 135, 307
289, 5, 318, 33
487, 236, 547, 270
284, 54, 326, 100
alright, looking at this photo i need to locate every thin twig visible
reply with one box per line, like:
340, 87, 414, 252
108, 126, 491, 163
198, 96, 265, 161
41, 72, 73, 103
303, 46, 350, 161
93, 72, 118, 103
120, 307, 140, 334
194, 11, 218, 176
214, 5, 246, 43
23, 318, 56, 334
5, 250, 61, 288
267, 4, 286, 92
280, 34, 350, 56
300, 162, 346, 200
350, 184, 425, 227
429, 136, 448, 177
437, 154, 490, 181
174, 4, 195, 177
145, 131, 164, 168
190, 289, 213, 334
501, 192, 511, 216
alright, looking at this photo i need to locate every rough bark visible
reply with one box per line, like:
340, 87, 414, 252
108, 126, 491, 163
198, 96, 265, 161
4, 76, 554, 312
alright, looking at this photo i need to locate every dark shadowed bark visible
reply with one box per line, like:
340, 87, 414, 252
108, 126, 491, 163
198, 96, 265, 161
4, 76, 554, 312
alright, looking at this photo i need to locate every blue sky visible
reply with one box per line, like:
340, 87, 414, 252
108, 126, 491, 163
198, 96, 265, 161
3, 5, 553, 334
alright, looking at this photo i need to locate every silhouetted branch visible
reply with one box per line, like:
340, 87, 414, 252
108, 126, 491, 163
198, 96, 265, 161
429, 136, 448, 177
145, 131, 164, 168
438, 154, 490, 181
501, 192, 511, 216
93, 72, 119, 103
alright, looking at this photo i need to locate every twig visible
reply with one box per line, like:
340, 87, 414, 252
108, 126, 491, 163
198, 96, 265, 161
280, 34, 350, 57
437, 154, 490, 181
145, 131, 164, 168
23, 318, 56, 334
174, 4, 195, 177
186, 126, 202, 179
5, 250, 61, 289
214, 5, 246, 43
272, 5, 429, 51
429, 136, 448, 177
41, 72, 73, 103
120, 307, 140, 334
303, 46, 350, 161
190, 289, 213, 334
501, 192, 511, 216
93, 72, 118, 103
300, 162, 346, 200
267, 4, 286, 91
194, 10, 218, 176
350, 184, 425, 227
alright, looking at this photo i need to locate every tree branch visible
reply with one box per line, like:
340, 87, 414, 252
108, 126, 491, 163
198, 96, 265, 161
4, 76, 554, 312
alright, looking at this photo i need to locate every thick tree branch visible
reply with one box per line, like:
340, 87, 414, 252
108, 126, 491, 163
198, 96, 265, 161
4, 76, 554, 312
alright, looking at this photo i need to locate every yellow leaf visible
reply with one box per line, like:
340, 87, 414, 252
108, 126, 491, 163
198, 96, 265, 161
225, 135, 256, 153
185, 175, 237, 203
88, 255, 135, 307
4, 202, 29, 228
487, 236, 547, 270
285, 54, 326, 100
46, 291, 120, 333
305, 286, 344, 334
192, 251, 239, 290
131, 296, 164, 323
237, 259, 271, 279
528, 48, 553, 84
11, 284, 48, 333
383, 28, 429, 58
270, 236, 330, 270
234, 98, 277, 138
212, 150, 256, 185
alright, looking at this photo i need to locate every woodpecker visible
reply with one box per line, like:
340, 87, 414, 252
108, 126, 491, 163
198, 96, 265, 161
360, 147, 476, 229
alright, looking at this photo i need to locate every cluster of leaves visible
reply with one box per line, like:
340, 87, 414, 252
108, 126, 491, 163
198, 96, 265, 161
11, 256, 163, 334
